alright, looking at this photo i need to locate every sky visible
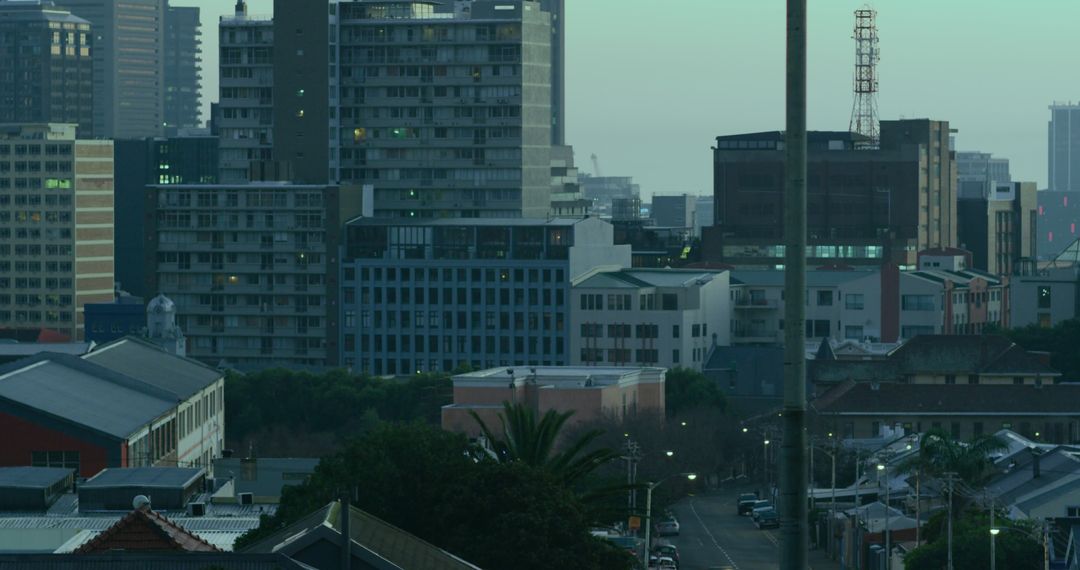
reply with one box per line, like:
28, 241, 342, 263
182, 0, 1080, 199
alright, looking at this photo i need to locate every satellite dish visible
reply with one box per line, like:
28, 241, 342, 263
133, 495, 151, 510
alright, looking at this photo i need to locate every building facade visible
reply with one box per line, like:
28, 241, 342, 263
442, 366, 666, 438
570, 269, 730, 371
164, 6, 202, 132
336, 0, 553, 217
217, 2, 273, 183
956, 150, 1010, 199
706, 120, 957, 269
650, 194, 696, 230
51, 0, 165, 139
957, 181, 1037, 275
1049, 103, 1080, 192
340, 216, 630, 374
1011, 242, 1080, 329
0, 123, 114, 342
0, 3, 94, 137
144, 183, 363, 369
114, 134, 218, 297
1037, 190, 1080, 259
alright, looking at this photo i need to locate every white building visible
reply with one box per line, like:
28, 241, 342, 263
570, 269, 730, 371
730, 269, 884, 344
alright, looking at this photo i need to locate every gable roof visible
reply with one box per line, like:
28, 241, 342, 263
889, 335, 1059, 376
83, 337, 222, 401
0, 553, 313, 570
245, 501, 483, 570
74, 506, 220, 553
0, 354, 175, 439
814, 381, 1080, 416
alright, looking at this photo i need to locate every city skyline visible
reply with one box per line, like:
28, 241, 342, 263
180, 0, 1080, 198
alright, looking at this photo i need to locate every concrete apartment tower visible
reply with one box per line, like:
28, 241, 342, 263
1049, 103, 1080, 192
0, 124, 115, 341
164, 6, 203, 132
0, 3, 95, 137
217, 0, 273, 183
51, 0, 166, 139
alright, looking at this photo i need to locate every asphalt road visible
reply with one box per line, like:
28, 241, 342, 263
662, 488, 781, 570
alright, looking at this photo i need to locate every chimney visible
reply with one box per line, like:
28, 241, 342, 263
340, 496, 352, 570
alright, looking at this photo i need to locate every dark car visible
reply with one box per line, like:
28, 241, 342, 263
653, 544, 679, 568
755, 509, 780, 529
655, 520, 680, 537
736, 493, 759, 515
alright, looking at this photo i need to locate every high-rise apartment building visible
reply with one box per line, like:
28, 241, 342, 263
51, 0, 165, 139
0, 3, 94, 137
705, 119, 957, 269
1049, 103, 1080, 192
144, 183, 363, 368
340, 217, 630, 374
217, 1, 273, 183
114, 134, 218, 297
336, 0, 552, 217
0, 123, 114, 341
218, 0, 553, 217
164, 6, 202, 132
958, 181, 1037, 275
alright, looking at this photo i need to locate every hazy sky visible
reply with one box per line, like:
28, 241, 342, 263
182, 0, 1080, 199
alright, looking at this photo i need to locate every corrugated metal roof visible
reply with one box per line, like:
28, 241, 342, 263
82, 468, 203, 490
0, 356, 174, 439
0, 468, 72, 490
0, 552, 311, 569
83, 338, 221, 401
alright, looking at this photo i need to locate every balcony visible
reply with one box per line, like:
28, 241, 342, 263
733, 298, 780, 310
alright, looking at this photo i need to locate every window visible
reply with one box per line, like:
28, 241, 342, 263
31, 450, 79, 470
968, 374, 979, 385
845, 294, 864, 310
1037, 286, 1052, 309
806, 320, 830, 337
672, 349, 680, 364
1013, 377, 1024, 385
661, 294, 678, 310
844, 325, 863, 340
945, 375, 955, 385
901, 295, 935, 311
672, 325, 680, 338
817, 290, 833, 306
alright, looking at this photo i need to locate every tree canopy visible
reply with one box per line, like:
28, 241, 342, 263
224, 369, 452, 454
234, 422, 635, 569
665, 367, 726, 417
897, 428, 1006, 487
903, 510, 1042, 570
998, 318, 1080, 380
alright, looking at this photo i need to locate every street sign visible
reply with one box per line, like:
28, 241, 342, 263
628, 516, 641, 531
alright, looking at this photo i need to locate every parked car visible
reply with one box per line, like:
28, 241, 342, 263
749, 501, 772, 520
755, 509, 780, 529
653, 544, 679, 568
656, 556, 678, 569
736, 493, 759, 515
655, 520, 680, 537
751, 506, 775, 523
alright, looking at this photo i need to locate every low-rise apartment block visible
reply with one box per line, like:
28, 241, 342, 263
570, 268, 730, 370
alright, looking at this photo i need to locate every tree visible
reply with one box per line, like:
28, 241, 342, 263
903, 510, 1042, 570
234, 423, 635, 569
469, 402, 621, 486
665, 367, 726, 417
998, 318, 1080, 381
898, 428, 1006, 487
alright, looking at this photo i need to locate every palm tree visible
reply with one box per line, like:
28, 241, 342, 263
898, 428, 1007, 487
469, 402, 621, 486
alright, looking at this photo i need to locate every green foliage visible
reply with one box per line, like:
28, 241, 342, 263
665, 367, 726, 417
999, 318, 1080, 380
234, 423, 635, 569
903, 510, 1042, 570
470, 402, 621, 486
224, 369, 452, 450
897, 428, 1006, 487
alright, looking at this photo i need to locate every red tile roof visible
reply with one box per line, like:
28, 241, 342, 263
74, 505, 220, 554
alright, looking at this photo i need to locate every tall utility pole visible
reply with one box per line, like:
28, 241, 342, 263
781, 0, 809, 567
849, 6, 880, 147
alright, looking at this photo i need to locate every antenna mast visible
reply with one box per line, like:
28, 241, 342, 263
849, 6, 880, 148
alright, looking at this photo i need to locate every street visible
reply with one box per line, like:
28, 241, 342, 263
662, 487, 840, 570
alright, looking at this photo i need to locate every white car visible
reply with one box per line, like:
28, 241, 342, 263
655, 520, 680, 536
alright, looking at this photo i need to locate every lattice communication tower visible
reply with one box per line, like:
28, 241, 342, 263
849, 6, 880, 148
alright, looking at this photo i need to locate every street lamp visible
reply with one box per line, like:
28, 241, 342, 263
643, 473, 697, 560
877, 462, 891, 570
989, 522, 1051, 570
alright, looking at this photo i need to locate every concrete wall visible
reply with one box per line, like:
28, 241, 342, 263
1011, 266, 1080, 328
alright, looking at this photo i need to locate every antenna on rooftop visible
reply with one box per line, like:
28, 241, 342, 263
849, 6, 880, 148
